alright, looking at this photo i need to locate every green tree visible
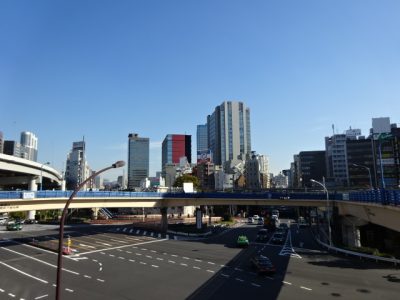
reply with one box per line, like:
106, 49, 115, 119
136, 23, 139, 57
173, 174, 200, 190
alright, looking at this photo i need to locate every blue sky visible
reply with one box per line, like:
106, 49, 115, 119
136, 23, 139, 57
1, 0, 399, 181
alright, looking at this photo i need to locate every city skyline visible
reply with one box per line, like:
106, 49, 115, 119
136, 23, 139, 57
2, 1, 400, 180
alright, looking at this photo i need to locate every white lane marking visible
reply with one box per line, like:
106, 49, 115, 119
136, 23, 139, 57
251, 283, 261, 287
150, 250, 156, 253
126, 251, 132, 254
221, 274, 229, 278
99, 267, 103, 271
65, 288, 74, 293
207, 270, 215, 273
92, 259, 98, 262
117, 249, 123, 252
34, 295, 48, 300
283, 281, 292, 285
136, 253, 142, 256
0, 247, 80, 275
171, 254, 177, 257
8, 293, 15, 298
118, 257, 125, 260
151, 265, 159, 268
97, 279, 105, 283
100, 252, 106, 255
300, 286, 312, 291
235, 278, 244, 282
111, 239, 128, 244
141, 248, 147, 251
180, 263, 188, 267
0, 261, 48, 284
99, 263, 103, 266
78, 239, 168, 255
234, 267, 243, 271
79, 244, 95, 249
208, 262, 215, 265
156, 258, 163, 261
140, 262, 147, 265
84, 275, 92, 279
168, 260, 176, 264
195, 259, 202, 262
109, 254, 115, 257
146, 255, 152, 259
193, 266, 201, 270
132, 246, 138, 249
182, 257, 189, 260
0, 288, 4, 292
129, 259, 135, 262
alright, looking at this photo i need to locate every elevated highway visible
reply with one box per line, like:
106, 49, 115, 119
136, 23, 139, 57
0, 153, 63, 190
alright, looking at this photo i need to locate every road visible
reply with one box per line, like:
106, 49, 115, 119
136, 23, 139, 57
0, 221, 398, 299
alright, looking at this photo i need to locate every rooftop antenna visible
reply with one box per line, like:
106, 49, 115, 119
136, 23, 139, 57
332, 124, 335, 136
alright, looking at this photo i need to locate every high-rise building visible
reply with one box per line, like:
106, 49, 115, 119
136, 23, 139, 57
206, 101, 251, 165
196, 124, 208, 153
297, 151, 326, 188
128, 133, 149, 189
161, 134, 191, 170
325, 134, 349, 187
20, 131, 38, 161
65, 141, 91, 190
0, 131, 3, 153
3, 141, 22, 157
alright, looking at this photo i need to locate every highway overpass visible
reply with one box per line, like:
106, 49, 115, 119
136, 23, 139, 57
0, 153, 63, 190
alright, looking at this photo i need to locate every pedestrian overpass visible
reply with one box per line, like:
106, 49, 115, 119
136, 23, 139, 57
1, 190, 399, 232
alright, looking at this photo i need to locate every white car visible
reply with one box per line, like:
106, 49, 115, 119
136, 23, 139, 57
253, 215, 259, 220
0, 218, 8, 225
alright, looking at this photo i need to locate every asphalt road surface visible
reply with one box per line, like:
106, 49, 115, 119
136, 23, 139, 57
0, 221, 399, 299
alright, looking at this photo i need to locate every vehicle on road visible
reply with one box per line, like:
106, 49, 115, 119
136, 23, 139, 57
256, 229, 268, 241
272, 209, 279, 218
251, 255, 276, 274
271, 232, 285, 244
247, 217, 254, 224
24, 219, 38, 224
7, 221, 23, 231
237, 235, 249, 247
257, 217, 264, 225
278, 223, 289, 232
0, 217, 8, 225
298, 216, 308, 227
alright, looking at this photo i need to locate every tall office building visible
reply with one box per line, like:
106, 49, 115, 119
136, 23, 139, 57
3, 141, 22, 157
207, 101, 251, 165
0, 131, 3, 153
325, 134, 349, 187
296, 151, 326, 188
128, 133, 149, 189
161, 134, 191, 170
196, 124, 208, 153
65, 141, 91, 190
20, 131, 38, 161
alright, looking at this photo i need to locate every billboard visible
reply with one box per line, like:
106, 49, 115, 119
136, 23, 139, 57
197, 150, 212, 163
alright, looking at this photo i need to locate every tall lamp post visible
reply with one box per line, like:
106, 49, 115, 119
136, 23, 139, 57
40, 162, 50, 191
311, 179, 332, 246
56, 160, 125, 300
351, 163, 373, 190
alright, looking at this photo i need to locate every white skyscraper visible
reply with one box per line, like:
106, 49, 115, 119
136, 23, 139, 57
65, 141, 91, 190
128, 133, 150, 189
20, 131, 38, 161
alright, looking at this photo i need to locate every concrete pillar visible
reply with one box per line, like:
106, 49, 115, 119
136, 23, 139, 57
92, 208, 99, 220
28, 210, 36, 220
342, 224, 361, 248
29, 177, 38, 191
61, 180, 66, 191
160, 207, 168, 233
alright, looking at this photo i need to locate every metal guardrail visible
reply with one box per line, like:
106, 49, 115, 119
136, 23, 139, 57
314, 234, 400, 266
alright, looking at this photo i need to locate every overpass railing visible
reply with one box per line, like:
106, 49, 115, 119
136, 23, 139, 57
0, 190, 399, 206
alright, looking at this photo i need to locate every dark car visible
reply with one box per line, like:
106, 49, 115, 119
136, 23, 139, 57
251, 255, 276, 274
7, 221, 23, 231
271, 232, 285, 244
256, 229, 268, 241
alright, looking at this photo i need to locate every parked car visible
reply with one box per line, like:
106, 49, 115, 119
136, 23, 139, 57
247, 217, 254, 224
237, 235, 249, 247
24, 219, 38, 224
256, 229, 268, 241
251, 255, 276, 274
0, 218, 8, 225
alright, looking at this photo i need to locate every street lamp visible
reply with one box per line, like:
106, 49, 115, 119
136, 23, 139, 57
56, 160, 125, 300
310, 179, 332, 246
351, 163, 373, 190
40, 162, 50, 191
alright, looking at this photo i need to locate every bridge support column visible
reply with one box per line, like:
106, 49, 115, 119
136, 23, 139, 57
92, 208, 99, 220
28, 177, 38, 191
342, 224, 361, 248
160, 207, 168, 233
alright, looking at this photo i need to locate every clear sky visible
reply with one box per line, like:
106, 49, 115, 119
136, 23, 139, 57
1, 0, 399, 181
